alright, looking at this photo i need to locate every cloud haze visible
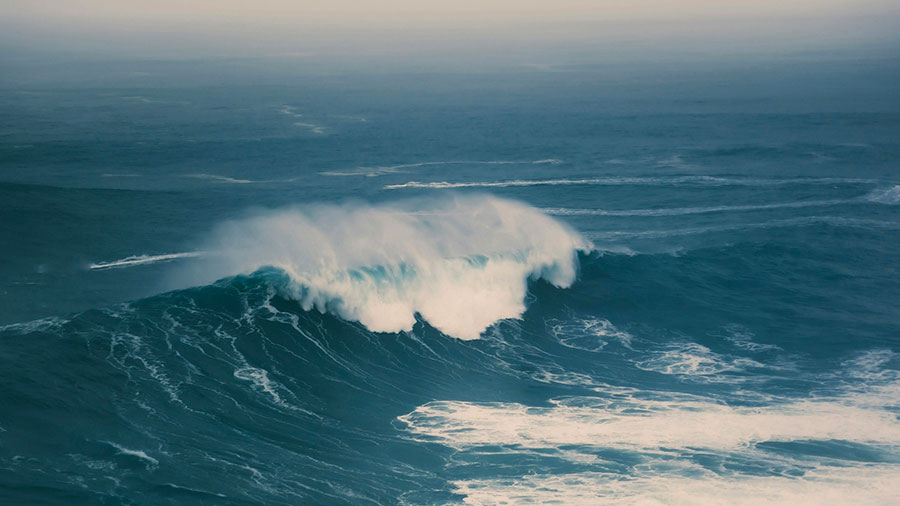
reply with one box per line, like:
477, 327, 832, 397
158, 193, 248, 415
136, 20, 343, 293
1, 0, 897, 60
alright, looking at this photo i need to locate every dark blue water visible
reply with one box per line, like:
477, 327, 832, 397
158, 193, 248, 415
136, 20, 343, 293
1, 56, 899, 504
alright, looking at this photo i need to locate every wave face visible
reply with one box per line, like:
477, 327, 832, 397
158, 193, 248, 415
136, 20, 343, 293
3, 249, 900, 505
178, 195, 591, 340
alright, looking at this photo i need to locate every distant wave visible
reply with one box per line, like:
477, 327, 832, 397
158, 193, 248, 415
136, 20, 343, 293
293, 122, 326, 134
279, 105, 326, 134
545, 198, 853, 217
591, 216, 900, 240
100, 173, 142, 178
182, 174, 298, 184
320, 159, 562, 177
384, 175, 880, 190
89, 252, 205, 270
184, 173, 257, 184
548, 187, 899, 217
319, 167, 407, 177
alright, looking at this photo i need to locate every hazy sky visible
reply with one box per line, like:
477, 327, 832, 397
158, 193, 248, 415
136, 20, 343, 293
2, 0, 898, 59
4, 0, 896, 23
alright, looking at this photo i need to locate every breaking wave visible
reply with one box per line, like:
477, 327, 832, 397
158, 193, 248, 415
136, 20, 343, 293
164, 195, 592, 340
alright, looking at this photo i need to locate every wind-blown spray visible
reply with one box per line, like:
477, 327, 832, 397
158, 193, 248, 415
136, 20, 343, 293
176, 194, 592, 339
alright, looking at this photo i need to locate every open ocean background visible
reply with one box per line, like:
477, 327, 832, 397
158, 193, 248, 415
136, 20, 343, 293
1, 53, 899, 504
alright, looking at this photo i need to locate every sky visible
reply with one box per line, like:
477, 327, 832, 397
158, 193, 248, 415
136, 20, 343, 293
1, 1, 898, 60
3, 0, 897, 24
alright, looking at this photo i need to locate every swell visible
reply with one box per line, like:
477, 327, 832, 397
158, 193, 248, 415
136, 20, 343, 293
384, 175, 884, 190
4, 266, 899, 505
319, 158, 562, 177
545, 186, 899, 217
544, 198, 852, 217
590, 216, 900, 240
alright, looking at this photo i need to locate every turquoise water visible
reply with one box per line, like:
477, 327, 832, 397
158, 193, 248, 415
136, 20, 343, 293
1, 56, 899, 504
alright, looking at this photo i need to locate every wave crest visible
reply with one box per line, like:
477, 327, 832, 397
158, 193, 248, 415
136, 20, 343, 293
179, 195, 591, 340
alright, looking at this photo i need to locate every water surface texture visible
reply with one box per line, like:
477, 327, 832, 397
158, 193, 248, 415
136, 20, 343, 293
1, 57, 899, 504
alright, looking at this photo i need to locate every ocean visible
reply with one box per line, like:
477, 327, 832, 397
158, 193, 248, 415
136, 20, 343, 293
1, 55, 899, 504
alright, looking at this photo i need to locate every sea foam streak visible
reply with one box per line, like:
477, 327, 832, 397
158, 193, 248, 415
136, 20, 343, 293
90, 252, 204, 270
385, 176, 879, 190
319, 159, 562, 177
179, 195, 591, 340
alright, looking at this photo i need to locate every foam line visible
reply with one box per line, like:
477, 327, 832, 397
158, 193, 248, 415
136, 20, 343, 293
544, 198, 852, 217
182, 174, 298, 184
89, 252, 205, 270
384, 176, 880, 190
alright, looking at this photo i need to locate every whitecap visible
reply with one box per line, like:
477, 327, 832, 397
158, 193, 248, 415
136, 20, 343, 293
866, 185, 900, 204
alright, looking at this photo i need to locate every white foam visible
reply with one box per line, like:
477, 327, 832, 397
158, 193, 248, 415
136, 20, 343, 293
866, 185, 900, 204
121, 96, 157, 103
841, 350, 900, 386
399, 392, 900, 454
399, 383, 900, 504
104, 442, 159, 467
89, 252, 204, 270
182, 173, 305, 184
293, 121, 326, 134
278, 105, 326, 134
234, 367, 287, 406
635, 342, 765, 381
718, 325, 781, 353
451, 466, 900, 506
319, 166, 407, 177
548, 317, 632, 351
279, 105, 301, 117
184, 173, 256, 184
180, 195, 591, 340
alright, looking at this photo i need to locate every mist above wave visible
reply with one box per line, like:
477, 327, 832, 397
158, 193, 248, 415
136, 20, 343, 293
175, 195, 591, 340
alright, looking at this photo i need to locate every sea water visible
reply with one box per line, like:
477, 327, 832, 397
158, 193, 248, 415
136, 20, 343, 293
1, 55, 899, 504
